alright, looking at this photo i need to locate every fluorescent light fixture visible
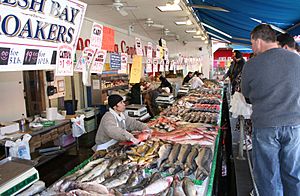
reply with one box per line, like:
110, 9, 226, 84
250, 17, 286, 33
205, 40, 209, 44
157, 4, 182, 12
193, 35, 202, 38
175, 21, 187, 25
186, 29, 197, 33
201, 22, 232, 38
196, 30, 201, 35
207, 31, 231, 43
176, 20, 193, 25
186, 19, 193, 25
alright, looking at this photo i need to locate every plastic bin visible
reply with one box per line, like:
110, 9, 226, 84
64, 100, 78, 115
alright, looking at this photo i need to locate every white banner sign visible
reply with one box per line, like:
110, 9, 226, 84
90, 23, 103, 50
147, 42, 153, 59
165, 59, 169, 72
90, 49, 107, 74
169, 60, 174, 71
74, 47, 95, 72
159, 59, 165, 72
153, 58, 159, 72
135, 37, 143, 56
146, 58, 152, 73
156, 45, 160, 58
118, 53, 128, 74
0, 0, 87, 72
56, 44, 74, 76
164, 48, 169, 60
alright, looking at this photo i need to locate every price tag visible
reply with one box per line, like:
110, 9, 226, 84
0, 47, 10, 65
90, 49, 107, 74
90, 23, 103, 49
146, 58, 152, 73
23, 49, 39, 65
56, 44, 74, 76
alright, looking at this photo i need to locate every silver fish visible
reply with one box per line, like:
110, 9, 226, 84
103, 169, 133, 189
166, 143, 181, 165
64, 158, 105, 181
186, 147, 198, 169
176, 144, 192, 166
78, 182, 109, 194
126, 176, 173, 195
156, 144, 172, 168
80, 159, 110, 182
174, 180, 186, 196
183, 177, 196, 196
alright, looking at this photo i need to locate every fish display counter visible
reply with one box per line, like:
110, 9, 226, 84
42, 85, 224, 196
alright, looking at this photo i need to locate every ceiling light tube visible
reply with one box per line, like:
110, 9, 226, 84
196, 30, 201, 35
207, 32, 231, 43
201, 22, 232, 38
186, 29, 197, 33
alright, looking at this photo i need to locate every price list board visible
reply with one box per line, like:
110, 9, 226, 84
0, 46, 56, 71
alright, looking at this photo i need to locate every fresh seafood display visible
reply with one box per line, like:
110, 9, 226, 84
44, 87, 223, 196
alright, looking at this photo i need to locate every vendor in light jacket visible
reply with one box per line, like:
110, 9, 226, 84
93, 94, 149, 151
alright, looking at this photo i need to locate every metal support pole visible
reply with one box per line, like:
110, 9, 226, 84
237, 115, 246, 160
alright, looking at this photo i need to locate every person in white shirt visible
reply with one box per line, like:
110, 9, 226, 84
189, 72, 204, 89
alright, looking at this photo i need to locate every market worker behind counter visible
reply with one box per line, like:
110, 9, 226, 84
93, 94, 149, 151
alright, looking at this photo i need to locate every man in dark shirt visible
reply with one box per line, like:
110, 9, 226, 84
242, 24, 300, 196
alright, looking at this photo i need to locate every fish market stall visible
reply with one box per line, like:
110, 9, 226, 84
42, 84, 224, 196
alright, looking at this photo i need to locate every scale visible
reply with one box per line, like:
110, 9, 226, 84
178, 85, 190, 95
75, 107, 96, 118
125, 104, 151, 121
156, 94, 175, 105
0, 157, 39, 196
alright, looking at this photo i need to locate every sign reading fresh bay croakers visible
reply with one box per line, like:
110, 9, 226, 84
0, 0, 87, 72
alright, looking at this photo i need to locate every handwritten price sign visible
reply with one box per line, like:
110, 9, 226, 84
55, 44, 74, 76
90, 23, 103, 50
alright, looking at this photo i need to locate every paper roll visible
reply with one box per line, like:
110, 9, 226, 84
46, 107, 58, 120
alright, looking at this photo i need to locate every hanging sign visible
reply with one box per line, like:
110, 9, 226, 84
159, 47, 164, 59
90, 23, 103, 50
147, 42, 153, 59
110, 53, 121, 70
156, 45, 160, 58
55, 44, 73, 76
135, 38, 143, 56
153, 58, 159, 72
165, 60, 169, 71
90, 49, 107, 74
74, 47, 95, 72
102, 26, 115, 52
159, 59, 165, 72
164, 48, 169, 60
0, 0, 87, 72
118, 53, 128, 74
169, 60, 174, 71
129, 55, 143, 83
146, 58, 152, 73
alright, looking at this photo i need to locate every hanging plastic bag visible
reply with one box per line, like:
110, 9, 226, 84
71, 115, 86, 137
5, 134, 32, 160
229, 92, 252, 119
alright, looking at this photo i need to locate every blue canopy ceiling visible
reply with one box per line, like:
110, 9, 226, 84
188, 0, 300, 45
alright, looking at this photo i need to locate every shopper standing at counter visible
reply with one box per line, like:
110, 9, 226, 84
242, 24, 300, 196
93, 94, 149, 151
277, 33, 299, 54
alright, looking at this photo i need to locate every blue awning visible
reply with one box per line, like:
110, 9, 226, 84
188, 0, 300, 45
